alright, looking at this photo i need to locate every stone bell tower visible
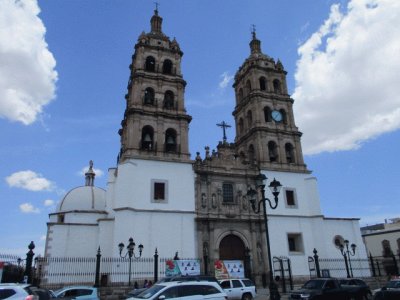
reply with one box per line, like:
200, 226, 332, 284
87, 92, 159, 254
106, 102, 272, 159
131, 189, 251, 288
233, 30, 308, 173
118, 8, 192, 163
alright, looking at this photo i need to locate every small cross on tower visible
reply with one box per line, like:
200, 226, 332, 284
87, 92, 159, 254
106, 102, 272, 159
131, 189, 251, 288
216, 121, 231, 143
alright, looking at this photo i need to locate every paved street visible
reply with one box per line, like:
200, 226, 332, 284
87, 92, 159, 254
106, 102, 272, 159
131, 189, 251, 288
255, 289, 290, 300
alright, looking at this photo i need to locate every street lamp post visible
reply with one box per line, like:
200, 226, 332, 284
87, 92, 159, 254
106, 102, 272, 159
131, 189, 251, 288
339, 240, 357, 278
118, 237, 144, 285
247, 173, 282, 300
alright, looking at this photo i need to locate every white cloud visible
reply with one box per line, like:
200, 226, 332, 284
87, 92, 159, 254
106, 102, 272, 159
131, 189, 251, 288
293, 0, 400, 155
6, 170, 54, 191
78, 166, 104, 178
0, 0, 57, 125
19, 202, 40, 214
43, 199, 54, 206
219, 72, 234, 89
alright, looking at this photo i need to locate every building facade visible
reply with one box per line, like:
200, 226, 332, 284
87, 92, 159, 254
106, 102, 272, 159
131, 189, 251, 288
45, 9, 367, 284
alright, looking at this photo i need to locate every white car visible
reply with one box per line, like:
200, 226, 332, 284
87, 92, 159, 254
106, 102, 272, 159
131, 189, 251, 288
51, 286, 99, 300
372, 278, 400, 295
0, 283, 39, 300
218, 279, 256, 300
127, 281, 227, 300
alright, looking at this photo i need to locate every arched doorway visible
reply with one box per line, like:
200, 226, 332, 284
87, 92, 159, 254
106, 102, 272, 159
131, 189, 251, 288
219, 234, 246, 260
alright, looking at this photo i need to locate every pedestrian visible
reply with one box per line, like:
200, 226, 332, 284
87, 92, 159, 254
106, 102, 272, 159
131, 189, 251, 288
143, 279, 148, 288
134, 281, 139, 289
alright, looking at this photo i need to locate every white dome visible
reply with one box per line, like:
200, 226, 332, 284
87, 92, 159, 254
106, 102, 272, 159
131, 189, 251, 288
58, 186, 106, 212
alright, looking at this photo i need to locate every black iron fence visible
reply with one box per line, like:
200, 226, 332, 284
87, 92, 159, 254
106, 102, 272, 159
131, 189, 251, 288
309, 248, 400, 279
0, 253, 25, 283
3, 245, 400, 288
32, 249, 203, 289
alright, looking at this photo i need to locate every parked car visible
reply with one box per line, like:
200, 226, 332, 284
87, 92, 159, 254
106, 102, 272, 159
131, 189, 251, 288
373, 289, 400, 300
158, 276, 220, 284
126, 281, 227, 300
0, 283, 39, 300
373, 278, 400, 295
289, 278, 368, 300
126, 288, 148, 298
51, 286, 99, 300
339, 278, 372, 298
30, 287, 55, 300
218, 278, 256, 300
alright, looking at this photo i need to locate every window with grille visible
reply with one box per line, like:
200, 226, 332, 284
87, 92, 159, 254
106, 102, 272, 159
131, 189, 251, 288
287, 233, 303, 253
285, 190, 296, 207
152, 180, 168, 202
223, 183, 234, 203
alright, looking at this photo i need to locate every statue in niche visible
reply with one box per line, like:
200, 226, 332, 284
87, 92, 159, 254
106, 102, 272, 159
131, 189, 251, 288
201, 193, 207, 208
236, 191, 242, 206
203, 242, 209, 256
242, 194, 248, 210
257, 243, 263, 263
212, 193, 217, 208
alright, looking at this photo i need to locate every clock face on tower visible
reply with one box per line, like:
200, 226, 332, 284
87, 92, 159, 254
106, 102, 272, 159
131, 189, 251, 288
271, 110, 283, 122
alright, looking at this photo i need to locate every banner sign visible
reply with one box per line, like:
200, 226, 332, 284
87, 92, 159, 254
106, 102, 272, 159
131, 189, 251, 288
165, 259, 201, 277
214, 260, 244, 279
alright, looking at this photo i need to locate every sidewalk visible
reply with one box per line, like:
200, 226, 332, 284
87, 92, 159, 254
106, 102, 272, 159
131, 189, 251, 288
255, 288, 290, 300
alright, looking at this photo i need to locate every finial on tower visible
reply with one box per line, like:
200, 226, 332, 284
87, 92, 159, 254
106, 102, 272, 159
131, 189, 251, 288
85, 160, 96, 186
154, 1, 159, 15
251, 24, 256, 39
151, 2, 163, 33
249, 24, 261, 55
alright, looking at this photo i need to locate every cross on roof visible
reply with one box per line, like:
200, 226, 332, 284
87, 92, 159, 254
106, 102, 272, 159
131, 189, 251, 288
216, 121, 231, 142
251, 24, 256, 38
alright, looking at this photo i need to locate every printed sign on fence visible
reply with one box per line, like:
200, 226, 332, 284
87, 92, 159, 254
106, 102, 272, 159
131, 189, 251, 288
165, 259, 201, 277
214, 260, 244, 279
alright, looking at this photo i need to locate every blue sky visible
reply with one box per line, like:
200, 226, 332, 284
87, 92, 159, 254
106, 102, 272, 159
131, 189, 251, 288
1, 0, 399, 256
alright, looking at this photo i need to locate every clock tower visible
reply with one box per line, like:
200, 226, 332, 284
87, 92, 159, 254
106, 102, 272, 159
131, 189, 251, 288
233, 31, 308, 173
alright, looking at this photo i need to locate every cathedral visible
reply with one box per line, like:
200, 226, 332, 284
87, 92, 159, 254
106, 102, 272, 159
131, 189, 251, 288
45, 9, 367, 284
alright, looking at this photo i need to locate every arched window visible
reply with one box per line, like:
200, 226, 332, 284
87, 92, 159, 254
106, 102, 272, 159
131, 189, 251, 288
246, 80, 252, 96
280, 109, 287, 124
285, 143, 295, 163
162, 59, 173, 74
273, 79, 281, 94
264, 107, 272, 122
238, 88, 243, 102
248, 144, 255, 163
382, 240, 393, 257
145, 56, 155, 72
238, 118, 244, 134
141, 126, 154, 150
247, 110, 253, 127
268, 141, 279, 162
163, 90, 174, 109
165, 128, 177, 152
259, 77, 266, 91
144, 87, 155, 105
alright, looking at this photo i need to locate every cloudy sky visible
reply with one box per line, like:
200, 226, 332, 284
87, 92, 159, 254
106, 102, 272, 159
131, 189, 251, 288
1, 0, 399, 256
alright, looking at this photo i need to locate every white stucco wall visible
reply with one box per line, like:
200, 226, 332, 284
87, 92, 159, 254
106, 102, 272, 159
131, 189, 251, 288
363, 229, 400, 257
47, 224, 99, 257
110, 158, 197, 258
267, 215, 366, 276
262, 170, 322, 217
113, 159, 195, 211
